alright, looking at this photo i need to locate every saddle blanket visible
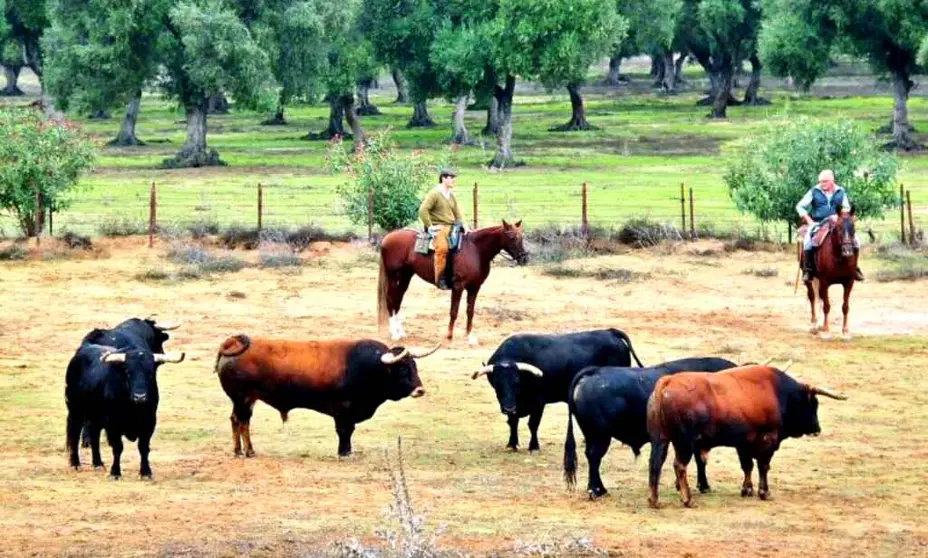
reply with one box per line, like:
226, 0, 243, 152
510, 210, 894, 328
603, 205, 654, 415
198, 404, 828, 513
797, 222, 833, 248
410, 225, 463, 254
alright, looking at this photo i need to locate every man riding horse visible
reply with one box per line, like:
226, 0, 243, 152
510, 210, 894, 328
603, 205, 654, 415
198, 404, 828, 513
797, 169, 864, 283
419, 168, 469, 290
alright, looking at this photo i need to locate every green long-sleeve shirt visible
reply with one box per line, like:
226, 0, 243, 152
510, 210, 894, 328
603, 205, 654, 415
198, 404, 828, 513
418, 186, 463, 228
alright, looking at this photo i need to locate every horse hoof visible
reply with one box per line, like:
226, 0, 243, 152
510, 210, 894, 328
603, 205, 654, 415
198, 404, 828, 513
467, 334, 479, 347
820, 331, 832, 340
809, 325, 819, 334
842, 332, 852, 342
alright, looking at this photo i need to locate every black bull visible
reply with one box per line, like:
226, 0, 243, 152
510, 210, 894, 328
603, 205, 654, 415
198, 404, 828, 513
563, 357, 738, 498
472, 329, 644, 453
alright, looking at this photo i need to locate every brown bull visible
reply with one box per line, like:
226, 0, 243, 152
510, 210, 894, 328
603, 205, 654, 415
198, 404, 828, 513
646, 365, 846, 508
214, 335, 439, 457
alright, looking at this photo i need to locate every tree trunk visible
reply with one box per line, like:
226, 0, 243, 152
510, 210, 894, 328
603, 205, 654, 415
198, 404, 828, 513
661, 50, 676, 93
488, 75, 519, 168
342, 94, 365, 151
391, 67, 408, 104
1, 65, 24, 96
709, 64, 734, 119
357, 79, 381, 116
674, 53, 686, 85
451, 95, 470, 145
743, 54, 769, 105
407, 100, 435, 127
263, 105, 287, 126
602, 54, 627, 86
305, 95, 346, 140
162, 101, 223, 168
110, 90, 144, 146
482, 96, 500, 136
89, 109, 111, 119
651, 54, 666, 88
697, 66, 741, 107
207, 93, 230, 114
889, 71, 919, 150
551, 83, 596, 131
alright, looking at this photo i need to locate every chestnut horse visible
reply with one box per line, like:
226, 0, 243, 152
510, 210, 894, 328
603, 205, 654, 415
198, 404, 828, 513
377, 220, 529, 345
804, 215, 857, 339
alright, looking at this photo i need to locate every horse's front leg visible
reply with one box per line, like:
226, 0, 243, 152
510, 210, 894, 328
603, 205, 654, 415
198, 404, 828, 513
842, 280, 854, 340
465, 286, 481, 346
447, 288, 463, 341
806, 282, 818, 333
820, 283, 832, 339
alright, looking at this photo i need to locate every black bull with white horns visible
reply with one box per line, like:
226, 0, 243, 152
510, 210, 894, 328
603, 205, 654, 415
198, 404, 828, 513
472, 329, 644, 453
67, 317, 185, 479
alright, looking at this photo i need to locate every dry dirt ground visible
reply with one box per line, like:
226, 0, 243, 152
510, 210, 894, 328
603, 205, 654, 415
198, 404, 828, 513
1, 238, 926, 557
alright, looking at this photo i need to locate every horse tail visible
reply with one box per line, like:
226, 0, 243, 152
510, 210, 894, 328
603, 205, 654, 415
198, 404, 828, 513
377, 254, 389, 332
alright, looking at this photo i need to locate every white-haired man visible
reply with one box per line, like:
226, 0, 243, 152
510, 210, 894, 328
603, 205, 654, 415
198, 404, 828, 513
796, 170, 864, 283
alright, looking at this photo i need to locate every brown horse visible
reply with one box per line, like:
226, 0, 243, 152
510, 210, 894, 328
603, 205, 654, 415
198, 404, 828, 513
377, 220, 529, 345
804, 215, 857, 339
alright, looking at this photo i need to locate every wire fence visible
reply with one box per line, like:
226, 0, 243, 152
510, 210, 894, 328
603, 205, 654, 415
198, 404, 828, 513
4, 181, 924, 247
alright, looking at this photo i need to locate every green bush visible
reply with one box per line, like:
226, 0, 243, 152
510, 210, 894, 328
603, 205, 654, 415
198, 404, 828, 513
0, 110, 96, 236
328, 130, 450, 232
725, 118, 899, 226
98, 217, 148, 237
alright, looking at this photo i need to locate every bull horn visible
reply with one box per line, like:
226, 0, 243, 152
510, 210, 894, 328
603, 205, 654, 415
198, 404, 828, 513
409, 343, 441, 359
471, 363, 494, 380
808, 384, 848, 400
154, 320, 182, 331
101, 352, 126, 364
781, 360, 794, 372
515, 362, 544, 377
760, 357, 774, 366
154, 352, 186, 364
381, 347, 410, 365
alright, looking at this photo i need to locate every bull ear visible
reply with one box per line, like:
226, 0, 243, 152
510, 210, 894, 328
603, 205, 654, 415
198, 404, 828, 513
514, 219, 522, 229
502, 219, 510, 229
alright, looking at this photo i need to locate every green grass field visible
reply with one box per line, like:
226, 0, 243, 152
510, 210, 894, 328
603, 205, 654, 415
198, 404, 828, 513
1, 65, 926, 242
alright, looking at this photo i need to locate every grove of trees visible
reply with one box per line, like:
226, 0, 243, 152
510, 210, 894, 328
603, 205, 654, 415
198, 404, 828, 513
0, 0, 923, 171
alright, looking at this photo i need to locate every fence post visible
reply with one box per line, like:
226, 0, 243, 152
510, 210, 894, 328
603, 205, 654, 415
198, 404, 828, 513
368, 186, 374, 243
148, 181, 156, 249
581, 182, 589, 237
788, 221, 792, 245
689, 186, 695, 240
680, 183, 686, 235
900, 184, 907, 245
907, 190, 916, 245
473, 182, 479, 230
48, 207, 53, 237
257, 182, 263, 233
34, 183, 41, 246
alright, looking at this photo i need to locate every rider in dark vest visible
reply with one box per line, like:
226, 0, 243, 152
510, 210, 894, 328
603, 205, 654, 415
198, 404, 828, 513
796, 170, 864, 283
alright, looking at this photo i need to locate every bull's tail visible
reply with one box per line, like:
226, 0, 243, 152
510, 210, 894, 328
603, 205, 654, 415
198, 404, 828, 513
646, 378, 670, 502
610, 328, 644, 367
564, 366, 598, 490
214, 334, 251, 375
377, 256, 389, 332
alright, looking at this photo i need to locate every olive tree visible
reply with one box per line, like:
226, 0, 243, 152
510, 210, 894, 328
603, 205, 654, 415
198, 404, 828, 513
725, 118, 900, 228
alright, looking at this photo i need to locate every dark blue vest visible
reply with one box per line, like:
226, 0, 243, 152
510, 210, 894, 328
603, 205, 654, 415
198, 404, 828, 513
809, 188, 845, 222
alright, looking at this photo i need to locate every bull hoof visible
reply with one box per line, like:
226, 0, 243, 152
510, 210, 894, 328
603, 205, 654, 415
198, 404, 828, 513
758, 490, 771, 501
110, 474, 121, 481
93, 465, 105, 471
506, 445, 519, 452
698, 485, 711, 494
588, 487, 608, 500
245, 449, 256, 458
234, 449, 243, 458
337, 453, 353, 460
140, 473, 153, 480
741, 487, 754, 497
809, 324, 819, 334
648, 499, 661, 509
71, 465, 81, 472
682, 499, 696, 508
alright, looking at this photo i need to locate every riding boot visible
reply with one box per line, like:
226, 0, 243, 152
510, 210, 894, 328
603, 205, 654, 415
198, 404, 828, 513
802, 249, 815, 283
854, 248, 864, 281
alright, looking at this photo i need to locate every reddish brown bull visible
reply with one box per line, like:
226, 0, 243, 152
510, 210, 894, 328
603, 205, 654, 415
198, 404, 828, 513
214, 335, 439, 457
646, 365, 846, 508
